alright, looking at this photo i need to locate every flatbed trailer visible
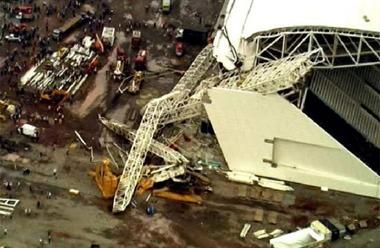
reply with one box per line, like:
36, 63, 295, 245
53, 15, 83, 40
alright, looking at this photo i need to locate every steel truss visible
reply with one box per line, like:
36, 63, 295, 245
149, 164, 186, 183
111, 45, 319, 212
249, 28, 380, 69
99, 116, 189, 164
112, 45, 215, 212
161, 50, 320, 126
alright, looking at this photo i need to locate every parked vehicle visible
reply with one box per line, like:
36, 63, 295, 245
52, 14, 88, 40
134, 50, 147, 71
101, 27, 115, 47
113, 47, 128, 80
17, 123, 39, 140
13, 5, 34, 21
162, 0, 171, 14
131, 30, 141, 50
113, 61, 125, 80
176, 27, 209, 45
5, 34, 21, 43
127, 71, 144, 94
9, 23, 28, 34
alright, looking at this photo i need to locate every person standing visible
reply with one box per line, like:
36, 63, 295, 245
47, 230, 52, 244
53, 168, 57, 179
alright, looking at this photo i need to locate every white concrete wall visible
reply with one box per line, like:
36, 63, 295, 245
205, 88, 380, 198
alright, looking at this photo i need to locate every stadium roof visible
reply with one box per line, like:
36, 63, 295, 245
214, 0, 380, 70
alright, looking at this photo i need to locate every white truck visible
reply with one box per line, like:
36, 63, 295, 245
101, 27, 115, 47
17, 124, 40, 140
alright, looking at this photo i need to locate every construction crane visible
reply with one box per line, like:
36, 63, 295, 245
158, 49, 321, 126
98, 116, 188, 165
110, 46, 321, 212
112, 45, 215, 212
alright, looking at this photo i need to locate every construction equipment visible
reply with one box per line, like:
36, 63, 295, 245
148, 164, 186, 183
117, 75, 134, 94
86, 55, 100, 74
40, 89, 70, 105
127, 71, 144, 94
108, 44, 320, 212
158, 49, 322, 126
94, 34, 104, 54
99, 116, 189, 165
0, 100, 17, 120
134, 49, 147, 71
89, 160, 119, 199
153, 190, 202, 204
136, 178, 154, 195
117, 69, 183, 95
112, 45, 214, 212
113, 47, 128, 80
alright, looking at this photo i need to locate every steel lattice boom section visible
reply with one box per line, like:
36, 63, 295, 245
98, 116, 189, 164
159, 74, 223, 125
112, 92, 180, 212
111, 47, 318, 212
159, 50, 319, 125
222, 50, 319, 92
171, 45, 215, 93
112, 45, 215, 212
251, 29, 380, 69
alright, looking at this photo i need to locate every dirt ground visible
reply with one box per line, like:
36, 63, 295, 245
0, 0, 379, 248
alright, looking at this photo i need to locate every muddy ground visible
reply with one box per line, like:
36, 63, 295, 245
0, 0, 379, 247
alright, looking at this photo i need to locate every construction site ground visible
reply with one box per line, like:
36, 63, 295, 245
0, 0, 379, 247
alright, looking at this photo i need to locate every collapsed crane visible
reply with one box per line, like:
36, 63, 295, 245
111, 45, 215, 212
103, 44, 321, 212
99, 116, 188, 165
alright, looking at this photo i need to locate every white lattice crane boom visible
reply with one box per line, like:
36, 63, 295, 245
111, 46, 321, 212
159, 50, 319, 126
112, 45, 215, 212
98, 116, 188, 164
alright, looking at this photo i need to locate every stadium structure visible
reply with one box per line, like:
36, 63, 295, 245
107, 0, 380, 212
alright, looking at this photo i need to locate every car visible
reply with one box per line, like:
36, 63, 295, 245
5, 34, 22, 42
